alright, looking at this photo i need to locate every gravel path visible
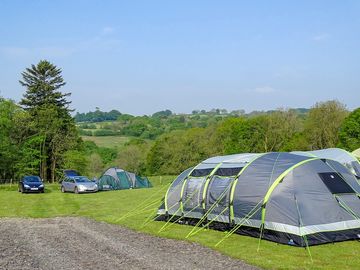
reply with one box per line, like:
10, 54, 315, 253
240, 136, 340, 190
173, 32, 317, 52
0, 217, 258, 270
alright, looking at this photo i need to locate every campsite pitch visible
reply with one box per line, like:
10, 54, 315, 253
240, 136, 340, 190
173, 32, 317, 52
0, 181, 359, 269
0, 217, 257, 270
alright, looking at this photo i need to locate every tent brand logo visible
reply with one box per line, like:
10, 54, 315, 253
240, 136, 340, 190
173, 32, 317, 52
330, 174, 335, 179
288, 239, 295, 245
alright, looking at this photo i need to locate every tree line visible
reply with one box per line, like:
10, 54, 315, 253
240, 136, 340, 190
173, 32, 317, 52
0, 60, 359, 181
86, 100, 358, 177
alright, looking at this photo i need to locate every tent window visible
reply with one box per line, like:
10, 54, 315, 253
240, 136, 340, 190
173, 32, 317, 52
215, 167, 243, 177
318, 172, 355, 194
190, 168, 214, 177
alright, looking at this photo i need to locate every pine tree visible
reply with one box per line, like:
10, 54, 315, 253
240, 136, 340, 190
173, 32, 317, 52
19, 60, 71, 112
19, 60, 78, 182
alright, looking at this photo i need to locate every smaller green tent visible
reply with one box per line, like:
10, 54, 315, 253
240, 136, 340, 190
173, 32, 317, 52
98, 167, 152, 191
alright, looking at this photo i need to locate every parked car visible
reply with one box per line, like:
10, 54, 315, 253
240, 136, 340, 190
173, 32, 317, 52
18, 176, 45, 193
61, 176, 98, 194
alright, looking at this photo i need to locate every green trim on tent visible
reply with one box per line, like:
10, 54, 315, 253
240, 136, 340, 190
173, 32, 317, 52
201, 163, 223, 209
260, 158, 319, 224
173, 166, 199, 213
229, 153, 266, 222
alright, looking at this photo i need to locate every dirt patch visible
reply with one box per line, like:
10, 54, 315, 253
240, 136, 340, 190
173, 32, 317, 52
0, 217, 259, 270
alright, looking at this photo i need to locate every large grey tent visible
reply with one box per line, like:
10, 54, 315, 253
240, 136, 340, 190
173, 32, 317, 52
98, 167, 152, 191
157, 148, 360, 246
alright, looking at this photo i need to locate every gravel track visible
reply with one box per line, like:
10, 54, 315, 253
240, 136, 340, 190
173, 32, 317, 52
0, 217, 258, 270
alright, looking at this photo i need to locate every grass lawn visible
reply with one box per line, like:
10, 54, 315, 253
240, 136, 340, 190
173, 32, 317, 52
81, 135, 130, 148
0, 177, 359, 270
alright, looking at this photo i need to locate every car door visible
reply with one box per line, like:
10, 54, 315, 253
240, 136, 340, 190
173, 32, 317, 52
63, 177, 72, 191
68, 178, 76, 192
62, 178, 68, 191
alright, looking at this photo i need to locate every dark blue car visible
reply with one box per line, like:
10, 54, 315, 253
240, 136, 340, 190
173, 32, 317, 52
18, 176, 45, 193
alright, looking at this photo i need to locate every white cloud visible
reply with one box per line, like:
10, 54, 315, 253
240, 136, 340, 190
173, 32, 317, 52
312, 33, 330, 41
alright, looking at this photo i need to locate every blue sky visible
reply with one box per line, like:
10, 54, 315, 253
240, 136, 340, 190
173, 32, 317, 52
0, 0, 359, 115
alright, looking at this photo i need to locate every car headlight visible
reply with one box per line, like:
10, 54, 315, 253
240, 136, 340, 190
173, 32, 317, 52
24, 184, 30, 188
39, 184, 44, 188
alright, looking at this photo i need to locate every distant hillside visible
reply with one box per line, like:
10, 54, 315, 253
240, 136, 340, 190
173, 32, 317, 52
76, 108, 310, 140
75, 108, 310, 123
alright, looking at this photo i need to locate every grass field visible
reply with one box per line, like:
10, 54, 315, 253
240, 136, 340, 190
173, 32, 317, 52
81, 135, 130, 148
0, 177, 359, 270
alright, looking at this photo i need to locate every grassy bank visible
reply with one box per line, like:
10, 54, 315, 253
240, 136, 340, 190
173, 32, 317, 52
0, 178, 359, 270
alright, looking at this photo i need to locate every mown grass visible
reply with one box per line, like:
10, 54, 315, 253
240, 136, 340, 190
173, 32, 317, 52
81, 135, 130, 148
0, 177, 359, 270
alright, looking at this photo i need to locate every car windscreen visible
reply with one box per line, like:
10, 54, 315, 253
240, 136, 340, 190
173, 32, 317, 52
24, 176, 41, 183
74, 177, 91, 183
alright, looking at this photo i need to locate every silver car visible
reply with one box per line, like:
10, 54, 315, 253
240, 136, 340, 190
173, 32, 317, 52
61, 176, 98, 193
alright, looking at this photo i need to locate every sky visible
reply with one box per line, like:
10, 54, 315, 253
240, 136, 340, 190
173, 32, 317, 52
0, 0, 359, 115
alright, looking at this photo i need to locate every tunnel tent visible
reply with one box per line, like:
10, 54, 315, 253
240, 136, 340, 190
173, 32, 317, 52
157, 149, 360, 246
292, 148, 360, 178
98, 167, 152, 191
352, 148, 360, 160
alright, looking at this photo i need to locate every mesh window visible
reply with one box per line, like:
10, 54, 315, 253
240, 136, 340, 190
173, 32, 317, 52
190, 168, 214, 177
215, 167, 243, 177
318, 172, 355, 194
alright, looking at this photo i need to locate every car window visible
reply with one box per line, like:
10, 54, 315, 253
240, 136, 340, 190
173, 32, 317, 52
64, 178, 72, 183
24, 176, 41, 182
74, 177, 91, 183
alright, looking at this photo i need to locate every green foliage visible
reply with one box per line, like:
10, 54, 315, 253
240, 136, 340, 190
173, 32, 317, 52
304, 100, 348, 149
19, 60, 71, 113
10, 60, 82, 182
78, 123, 97, 129
0, 98, 22, 179
62, 150, 88, 176
147, 128, 220, 175
96, 147, 118, 164
15, 135, 45, 177
79, 129, 93, 136
152, 109, 172, 118
75, 109, 121, 122
339, 108, 360, 151
93, 129, 119, 136
114, 142, 150, 174
87, 153, 104, 178
215, 117, 261, 154
82, 141, 117, 165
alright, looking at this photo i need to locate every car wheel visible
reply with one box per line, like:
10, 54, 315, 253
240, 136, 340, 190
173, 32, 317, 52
20, 185, 24, 194
61, 186, 65, 193
74, 187, 79, 194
